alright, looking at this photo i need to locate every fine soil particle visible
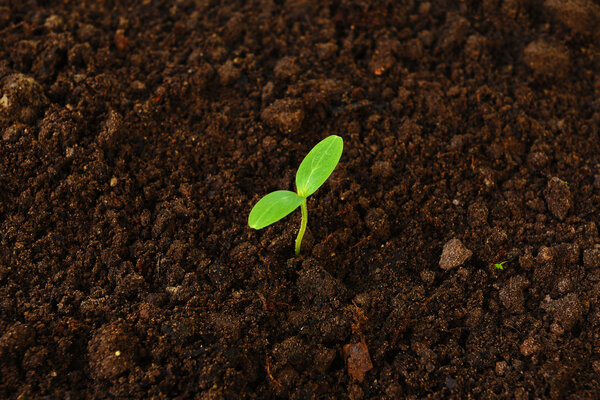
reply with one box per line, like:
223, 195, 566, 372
1, 0, 600, 398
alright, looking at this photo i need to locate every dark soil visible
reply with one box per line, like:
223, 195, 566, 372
1, 0, 600, 398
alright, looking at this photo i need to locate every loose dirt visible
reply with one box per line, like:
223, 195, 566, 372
1, 0, 600, 398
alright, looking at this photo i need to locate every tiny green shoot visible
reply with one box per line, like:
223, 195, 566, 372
494, 261, 508, 270
248, 135, 343, 256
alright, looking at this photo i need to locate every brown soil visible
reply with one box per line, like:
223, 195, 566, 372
1, 0, 600, 398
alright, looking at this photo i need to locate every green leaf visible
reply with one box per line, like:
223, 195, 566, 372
248, 190, 305, 229
296, 135, 343, 197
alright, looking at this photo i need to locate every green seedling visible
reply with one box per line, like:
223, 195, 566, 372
494, 261, 508, 270
248, 135, 343, 256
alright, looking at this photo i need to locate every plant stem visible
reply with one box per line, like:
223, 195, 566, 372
295, 199, 307, 257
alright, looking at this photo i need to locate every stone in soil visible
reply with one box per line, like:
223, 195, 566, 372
439, 238, 472, 270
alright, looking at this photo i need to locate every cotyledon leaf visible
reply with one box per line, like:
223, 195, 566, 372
295, 135, 343, 197
248, 190, 305, 229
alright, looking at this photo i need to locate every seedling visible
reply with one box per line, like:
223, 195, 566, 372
494, 261, 508, 270
248, 135, 343, 256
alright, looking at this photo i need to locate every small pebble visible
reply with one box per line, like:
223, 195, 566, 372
439, 238, 472, 270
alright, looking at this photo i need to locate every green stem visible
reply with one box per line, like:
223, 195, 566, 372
295, 199, 307, 257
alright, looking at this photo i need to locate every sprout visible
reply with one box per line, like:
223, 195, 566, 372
248, 135, 344, 256
494, 261, 508, 270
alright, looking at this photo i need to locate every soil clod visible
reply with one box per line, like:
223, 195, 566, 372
439, 238, 472, 270
544, 177, 572, 220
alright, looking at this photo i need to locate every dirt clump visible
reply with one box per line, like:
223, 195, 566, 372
583, 248, 600, 269
0, 73, 47, 126
499, 275, 530, 314
261, 98, 305, 133
544, 0, 600, 35
523, 40, 569, 78
544, 177, 572, 220
439, 238, 472, 270
88, 321, 140, 380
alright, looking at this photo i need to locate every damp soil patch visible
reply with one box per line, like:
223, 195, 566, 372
1, 0, 600, 398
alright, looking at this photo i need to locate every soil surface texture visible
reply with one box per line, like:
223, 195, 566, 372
1, 0, 600, 398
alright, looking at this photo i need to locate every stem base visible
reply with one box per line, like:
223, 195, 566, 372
295, 199, 308, 257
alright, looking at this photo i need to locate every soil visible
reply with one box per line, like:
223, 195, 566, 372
1, 0, 600, 398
